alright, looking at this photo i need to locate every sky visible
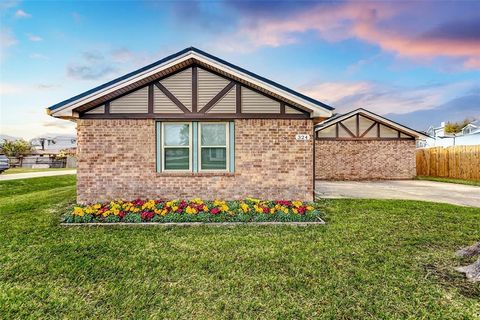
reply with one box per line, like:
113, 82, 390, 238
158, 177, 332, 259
1, 0, 480, 139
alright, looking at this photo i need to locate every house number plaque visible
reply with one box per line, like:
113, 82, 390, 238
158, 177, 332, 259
295, 134, 311, 141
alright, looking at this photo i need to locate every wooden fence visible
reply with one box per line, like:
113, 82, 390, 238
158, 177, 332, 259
416, 145, 480, 180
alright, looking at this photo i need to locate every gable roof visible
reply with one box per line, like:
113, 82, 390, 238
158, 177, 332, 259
47, 47, 334, 118
315, 108, 430, 139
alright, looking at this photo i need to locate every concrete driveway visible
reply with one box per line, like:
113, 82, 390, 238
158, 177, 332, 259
0, 170, 76, 181
316, 180, 480, 208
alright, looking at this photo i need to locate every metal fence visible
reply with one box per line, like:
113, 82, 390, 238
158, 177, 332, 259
8, 156, 67, 168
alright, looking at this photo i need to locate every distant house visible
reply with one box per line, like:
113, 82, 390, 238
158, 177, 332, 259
31, 134, 77, 154
461, 120, 480, 135
423, 120, 480, 147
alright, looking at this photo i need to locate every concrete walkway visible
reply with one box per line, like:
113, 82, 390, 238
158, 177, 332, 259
316, 180, 480, 208
0, 170, 76, 181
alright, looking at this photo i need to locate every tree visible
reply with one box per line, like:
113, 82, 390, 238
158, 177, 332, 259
0, 139, 33, 158
444, 118, 473, 134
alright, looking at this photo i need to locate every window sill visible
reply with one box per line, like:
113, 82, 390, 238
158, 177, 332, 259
156, 172, 236, 177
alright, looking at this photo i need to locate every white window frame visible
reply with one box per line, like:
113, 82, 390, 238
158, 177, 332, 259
198, 122, 229, 172
161, 122, 192, 172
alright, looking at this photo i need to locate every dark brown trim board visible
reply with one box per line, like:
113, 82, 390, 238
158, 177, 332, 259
81, 113, 309, 120
154, 82, 191, 113
192, 66, 198, 113
148, 84, 154, 114
199, 81, 236, 113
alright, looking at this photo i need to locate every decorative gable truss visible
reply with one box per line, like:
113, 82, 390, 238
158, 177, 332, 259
316, 111, 420, 140
83, 66, 308, 119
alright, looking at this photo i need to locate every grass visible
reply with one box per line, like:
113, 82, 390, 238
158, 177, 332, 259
1, 176, 479, 319
2, 167, 74, 175
416, 175, 480, 187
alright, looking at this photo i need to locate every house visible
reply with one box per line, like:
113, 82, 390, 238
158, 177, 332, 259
461, 120, 479, 135
31, 134, 77, 154
423, 120, 480, 147
46, 47, 427, 204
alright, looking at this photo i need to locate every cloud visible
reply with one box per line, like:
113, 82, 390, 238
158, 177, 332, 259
218, 1, 480, 69
0, 82, 23, 95
14, 9, 31, 18
0, 0, 19, 11
66, 51, 117, 80
30, 53, 48, 59
298, 80, 472, 115
72, 12, 83, 23
0, 28, 17, 60
37, 83, 60, 90
27, 34, 43, 41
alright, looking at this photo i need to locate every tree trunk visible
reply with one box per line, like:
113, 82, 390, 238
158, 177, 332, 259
456, 257, 480, 282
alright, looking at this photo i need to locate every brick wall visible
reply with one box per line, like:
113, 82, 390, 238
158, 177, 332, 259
315, 140, 416, 180
76, 119, 313, 204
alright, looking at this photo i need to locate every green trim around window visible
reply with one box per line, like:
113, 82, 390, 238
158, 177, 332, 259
156, 121, 161, 172
192, 122, 198, 172
156, 121, 234, 173
229, 121, 235, 173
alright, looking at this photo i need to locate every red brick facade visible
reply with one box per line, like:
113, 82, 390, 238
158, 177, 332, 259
76, 119, 314, 204
315, 140, 416, 180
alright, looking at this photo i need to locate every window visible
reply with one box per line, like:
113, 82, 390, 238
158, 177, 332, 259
158, 121, 233, 172
161, 123, 191, 171
199, 123, 228, 171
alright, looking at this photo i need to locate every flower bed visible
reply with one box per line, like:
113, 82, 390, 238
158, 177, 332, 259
62, 198, 323, 224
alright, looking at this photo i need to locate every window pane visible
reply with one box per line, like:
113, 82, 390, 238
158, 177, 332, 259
164, 148, 189, 170
201, 124, 226, 146
201, 147, 226, 170
164, 124, 190, 146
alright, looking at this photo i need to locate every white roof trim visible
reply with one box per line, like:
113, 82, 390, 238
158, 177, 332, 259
315, 108, 429, 139
49, 51, 333, 118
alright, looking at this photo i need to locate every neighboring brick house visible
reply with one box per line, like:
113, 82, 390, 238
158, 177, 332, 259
46, 47, 427, 204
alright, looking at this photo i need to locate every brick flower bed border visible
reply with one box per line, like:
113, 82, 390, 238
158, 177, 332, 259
62, 199, 324, 224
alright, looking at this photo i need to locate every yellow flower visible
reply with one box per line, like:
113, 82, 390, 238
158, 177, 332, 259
293, 208, 298, 214
254, 205, 263, 213
93, 203, 101, 209
306, 205, 314, 211
292, 201, 302, 208
73, 207, 84, 216
240, 203, 249, 213
171, 206, 178, 212
191, 198, 203, 205
186, 206, 198, 214
221, 204, 229, 212
270, 208, 275, 214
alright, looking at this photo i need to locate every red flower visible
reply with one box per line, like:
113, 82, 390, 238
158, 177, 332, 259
210, 207, 220, 215
141, 211, 155, 221
176, 208, 183, 214
276, 200, 292, 207
179, 200, 187, 209
118, 211, 126, 219
262, 207, 269, 214
297, 206, 306, 215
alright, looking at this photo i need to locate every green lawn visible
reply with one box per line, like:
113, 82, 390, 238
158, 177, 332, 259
2, 167, 74, 175
1, 176, 479, 319
416, 175, 480, 187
